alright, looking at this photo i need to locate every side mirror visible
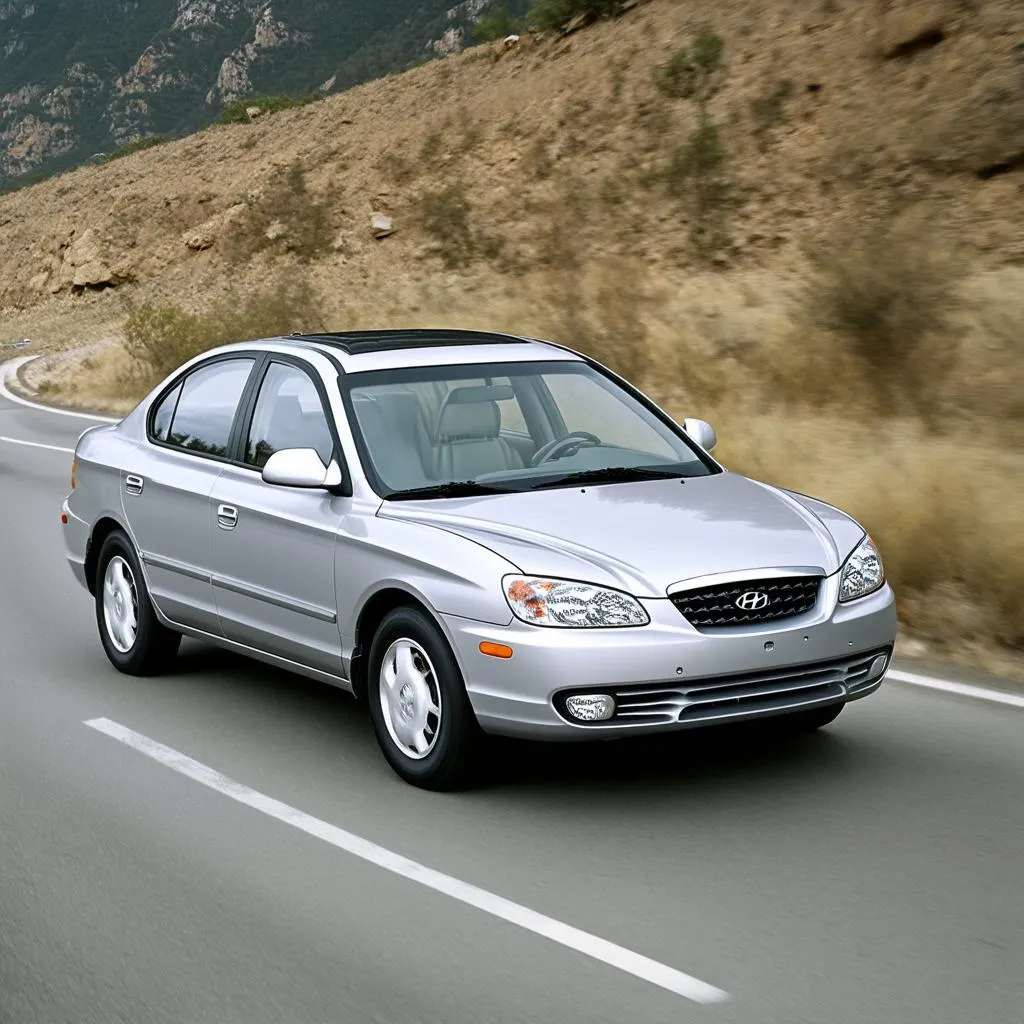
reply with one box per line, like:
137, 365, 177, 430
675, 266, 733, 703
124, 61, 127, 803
683, 418, 718, 453
262, 448, 343, 489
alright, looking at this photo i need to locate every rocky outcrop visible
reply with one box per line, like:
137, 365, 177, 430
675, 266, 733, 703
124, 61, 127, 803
52, 229, 133, 293
114, 46, 189, 98
1, 114, 74, 177
173, 0, 259, 33
206, 6, 312, 105
1, 1, 505, 186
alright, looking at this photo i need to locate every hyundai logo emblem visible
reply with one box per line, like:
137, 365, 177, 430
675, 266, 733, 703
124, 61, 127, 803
736, 590, 770, 612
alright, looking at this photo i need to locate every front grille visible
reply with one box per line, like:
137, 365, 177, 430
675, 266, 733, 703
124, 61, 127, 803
553, 648, 891, 728
670, 575, 822, 628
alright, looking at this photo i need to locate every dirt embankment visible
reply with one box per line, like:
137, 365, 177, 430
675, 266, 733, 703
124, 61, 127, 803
1, 0, 1022, 678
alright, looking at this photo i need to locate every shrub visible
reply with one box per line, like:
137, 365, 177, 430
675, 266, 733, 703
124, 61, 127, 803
528, 0, 624, 34
750, 79, 794, 148
228, 162, 332, 263
655, 28, 724, 101
474, 5, 522, 42
102, 135, 168, 162
802, 212, 964, 421
217, 92, 324, 125
419, 183, 506, 269
667, 117, 731, 260
123, 280, 326, 388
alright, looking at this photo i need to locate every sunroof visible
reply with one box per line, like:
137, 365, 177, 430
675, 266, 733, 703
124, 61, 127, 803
292, 329, 530, 355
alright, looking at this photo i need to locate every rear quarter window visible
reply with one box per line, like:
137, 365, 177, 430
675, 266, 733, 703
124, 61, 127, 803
151, 383, 182, 442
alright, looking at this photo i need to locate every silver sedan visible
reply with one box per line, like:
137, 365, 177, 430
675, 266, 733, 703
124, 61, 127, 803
62, 329, 897, 789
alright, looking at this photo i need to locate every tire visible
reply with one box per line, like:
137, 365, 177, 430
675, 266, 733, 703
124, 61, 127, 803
95, 530, 181, 676
367, 606, 483, 791
772, 703, 845, 733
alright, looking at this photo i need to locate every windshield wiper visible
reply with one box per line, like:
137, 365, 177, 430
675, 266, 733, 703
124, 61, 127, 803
383, 480, 513, 501
527, 466, 687, 490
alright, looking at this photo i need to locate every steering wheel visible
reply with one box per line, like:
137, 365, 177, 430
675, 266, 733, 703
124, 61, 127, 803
531, 430, 602, 467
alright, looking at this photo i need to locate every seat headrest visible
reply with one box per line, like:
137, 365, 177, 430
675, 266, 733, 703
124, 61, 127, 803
435, 385, 511, 443
268, 395, 305, 439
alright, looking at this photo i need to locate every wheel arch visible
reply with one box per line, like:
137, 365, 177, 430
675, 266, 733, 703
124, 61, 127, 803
84, 515, 131, 595
350, 586, 449, 702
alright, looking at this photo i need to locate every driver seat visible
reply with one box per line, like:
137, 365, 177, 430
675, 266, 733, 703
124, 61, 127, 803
431, 386, 525, 480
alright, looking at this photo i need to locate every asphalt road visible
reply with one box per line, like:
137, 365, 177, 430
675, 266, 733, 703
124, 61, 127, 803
2, 374, 1022, 1024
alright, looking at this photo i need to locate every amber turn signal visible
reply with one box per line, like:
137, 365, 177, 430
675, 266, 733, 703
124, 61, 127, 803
70, 459, 77, 490
479, 641, 514, 659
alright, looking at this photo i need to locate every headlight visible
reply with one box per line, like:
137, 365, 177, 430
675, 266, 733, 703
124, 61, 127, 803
503, 576, 649, 627
839, 535, 885, 602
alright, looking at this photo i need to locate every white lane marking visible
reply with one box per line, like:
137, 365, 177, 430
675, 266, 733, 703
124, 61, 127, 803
888, 669, 1024, 709
0, 435, 75, 454
83, 717, 730, 1006
0, 356, 118, 423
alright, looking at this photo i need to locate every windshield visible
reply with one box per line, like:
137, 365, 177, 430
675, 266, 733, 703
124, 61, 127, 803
343, 359, 718, 499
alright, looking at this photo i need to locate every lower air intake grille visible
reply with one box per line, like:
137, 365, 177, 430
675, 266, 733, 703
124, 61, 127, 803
671, 575, 822, 628
553, 648, 891, 728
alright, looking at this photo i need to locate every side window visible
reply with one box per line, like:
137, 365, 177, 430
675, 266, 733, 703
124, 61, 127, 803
164, 359, 255, 458
245, 362, 334, 469
151, 382, 182, 442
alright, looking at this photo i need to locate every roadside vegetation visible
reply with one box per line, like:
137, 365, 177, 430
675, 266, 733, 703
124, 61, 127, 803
123, 278, 325, 389
7, 0, 1023, 674
217, 92, 326, 125
101, 135, 169, 162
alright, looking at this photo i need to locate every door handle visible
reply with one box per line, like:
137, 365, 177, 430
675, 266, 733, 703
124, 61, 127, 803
125, 474, 144, 495
217, 504, 238, 530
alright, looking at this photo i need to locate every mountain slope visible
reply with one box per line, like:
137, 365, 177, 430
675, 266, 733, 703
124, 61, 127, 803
0, 0, 521, 183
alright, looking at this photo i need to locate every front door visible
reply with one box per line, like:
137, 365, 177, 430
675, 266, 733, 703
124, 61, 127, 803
208, 358, 346, 677
124, 356, 258, 634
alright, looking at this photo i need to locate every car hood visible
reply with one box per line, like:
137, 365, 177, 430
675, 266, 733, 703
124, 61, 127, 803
378, 472, 865, 598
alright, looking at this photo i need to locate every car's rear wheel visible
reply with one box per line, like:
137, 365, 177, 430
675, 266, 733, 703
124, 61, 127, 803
95, 530, 181, 676
771, 703, 845, 733
367, 606, 482, 790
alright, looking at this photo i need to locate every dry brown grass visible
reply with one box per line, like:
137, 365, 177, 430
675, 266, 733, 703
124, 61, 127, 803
29, 253, 1024, 670
4, 0, 1023, 673
712, 414, 1024, 655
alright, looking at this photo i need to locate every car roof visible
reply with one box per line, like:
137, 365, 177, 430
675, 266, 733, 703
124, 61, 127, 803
269, 328, 584, 373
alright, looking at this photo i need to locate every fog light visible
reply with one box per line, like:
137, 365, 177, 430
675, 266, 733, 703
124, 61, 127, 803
868, 653, 889, 680
564, 694, 615, 722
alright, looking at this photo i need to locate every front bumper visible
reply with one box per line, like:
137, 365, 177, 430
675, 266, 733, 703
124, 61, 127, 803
444, 582, 897, 740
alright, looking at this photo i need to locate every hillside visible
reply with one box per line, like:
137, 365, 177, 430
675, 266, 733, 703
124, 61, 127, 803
1, 0, 1023, 675
0, 0, 529, 184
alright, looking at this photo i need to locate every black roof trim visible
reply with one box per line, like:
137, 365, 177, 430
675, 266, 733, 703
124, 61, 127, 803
289, 328, 532, 356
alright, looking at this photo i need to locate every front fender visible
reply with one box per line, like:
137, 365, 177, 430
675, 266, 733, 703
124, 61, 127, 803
336, 512, 518, 661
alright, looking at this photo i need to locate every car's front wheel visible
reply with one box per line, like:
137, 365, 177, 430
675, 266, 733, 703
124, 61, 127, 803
367, 606, 482, 791
95, 530, 181, 676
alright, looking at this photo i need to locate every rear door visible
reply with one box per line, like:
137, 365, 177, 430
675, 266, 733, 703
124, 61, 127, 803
208, 357, 347, 676
123, 355, 258, 633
